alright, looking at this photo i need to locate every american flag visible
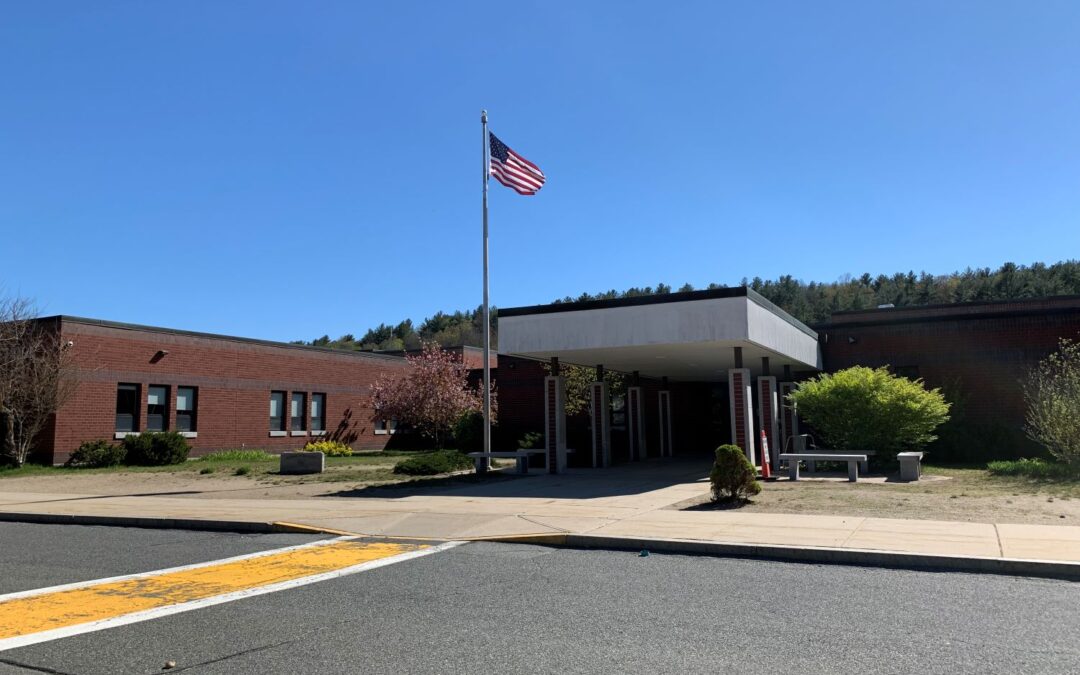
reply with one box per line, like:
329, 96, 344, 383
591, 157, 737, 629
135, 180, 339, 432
489, 132, 545, 195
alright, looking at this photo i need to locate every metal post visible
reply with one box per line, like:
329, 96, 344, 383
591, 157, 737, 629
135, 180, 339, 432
481, 110, 492, 466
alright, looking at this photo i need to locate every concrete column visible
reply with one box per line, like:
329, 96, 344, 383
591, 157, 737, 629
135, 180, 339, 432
589, 380, 611, 468
544, 375, 568, 474
779, 381, 799, 454
657, 390, 673, 457
757, 376, 779, 473
627, 386, 646, 461
728, 368, 756, 465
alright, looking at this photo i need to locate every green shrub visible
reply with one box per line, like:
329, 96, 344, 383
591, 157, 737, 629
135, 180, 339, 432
453, 413, 484, 453
987, 458, 1080, 480
199, 466, 215, 474
709, 444, 761, 502
123, 431, 190, 466
65, 440, 126, 468
790, 366, 951, 460
1024, 338, 1080, 467
518, 431, 543, 450
200, 449, 274, 462
393, 450, 474, 476
302, 440, 353, 457
234, 466, 251, 476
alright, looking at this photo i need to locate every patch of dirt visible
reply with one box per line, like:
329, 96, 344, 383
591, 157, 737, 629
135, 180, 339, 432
672, 469, 1080, 525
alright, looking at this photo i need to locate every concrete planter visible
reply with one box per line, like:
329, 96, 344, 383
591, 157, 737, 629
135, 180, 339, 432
280, 451, 325, 475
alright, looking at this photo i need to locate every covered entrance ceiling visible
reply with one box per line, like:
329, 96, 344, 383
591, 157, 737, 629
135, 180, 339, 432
498, 287, 821, 381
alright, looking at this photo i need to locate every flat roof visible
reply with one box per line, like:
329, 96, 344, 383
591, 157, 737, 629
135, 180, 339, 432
500, 286, 817, 340
45, 315, 408, 364
498, 288, 822, 380
821, 294, 1080, 328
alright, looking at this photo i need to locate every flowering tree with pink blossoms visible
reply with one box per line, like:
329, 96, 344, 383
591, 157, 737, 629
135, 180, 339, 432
372, 342, 496, 448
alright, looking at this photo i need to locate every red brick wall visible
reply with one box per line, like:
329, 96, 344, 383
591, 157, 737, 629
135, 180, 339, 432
819, 301, 1080, 451
42, 319, 412, 464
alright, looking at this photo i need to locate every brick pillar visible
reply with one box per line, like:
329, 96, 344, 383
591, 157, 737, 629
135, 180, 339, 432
779, 381, 799, 455
757, 376, 779, 473
627, 386, 645, 461
658, 390, 673, 457
728, 368, 756, 465
544, 375, 567, 474
590, 381, 611, 468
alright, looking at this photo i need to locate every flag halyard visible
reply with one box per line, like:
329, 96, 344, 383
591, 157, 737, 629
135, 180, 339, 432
489, 132, 545, 195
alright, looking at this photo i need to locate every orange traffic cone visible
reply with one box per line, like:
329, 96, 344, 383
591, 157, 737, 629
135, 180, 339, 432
759, 430, 772, 479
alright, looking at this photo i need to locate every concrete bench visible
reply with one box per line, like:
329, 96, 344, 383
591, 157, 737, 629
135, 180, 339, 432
467, 450, 546, 474
898, 451, 924, 482
779, 453, 868, 482
803, 451, 873, 475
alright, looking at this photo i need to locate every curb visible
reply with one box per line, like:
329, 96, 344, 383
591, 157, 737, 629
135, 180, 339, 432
0, 511, 282, 535
489, 533, 1080, 581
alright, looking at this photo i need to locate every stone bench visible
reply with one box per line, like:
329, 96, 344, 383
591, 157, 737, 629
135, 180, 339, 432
779, 453, 868, 482
803, 451, 873, 475
467, 450, 547, 474
898, 451, 924, 482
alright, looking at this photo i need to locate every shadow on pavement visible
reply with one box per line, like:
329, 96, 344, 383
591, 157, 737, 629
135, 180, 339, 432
316, 456, 712, 501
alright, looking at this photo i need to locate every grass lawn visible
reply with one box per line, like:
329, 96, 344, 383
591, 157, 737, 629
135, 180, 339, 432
691, 463, 1080, 525
0, 450, 490, 487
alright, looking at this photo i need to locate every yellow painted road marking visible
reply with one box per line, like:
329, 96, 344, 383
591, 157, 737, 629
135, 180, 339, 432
0, 537, 460, 651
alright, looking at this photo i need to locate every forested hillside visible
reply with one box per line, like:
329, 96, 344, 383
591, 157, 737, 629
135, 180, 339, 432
296, 261, 1080, 350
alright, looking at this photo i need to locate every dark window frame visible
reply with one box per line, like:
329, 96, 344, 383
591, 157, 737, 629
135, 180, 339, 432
146, 384, 170, 432
115, 383, 140, 432
177, 386, 198, 432
290, 392, 307, 432
310, 393, 326, 432
270, 391, 286, 432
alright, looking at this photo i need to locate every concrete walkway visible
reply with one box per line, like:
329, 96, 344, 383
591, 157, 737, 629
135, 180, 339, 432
2, 458, 1079, 564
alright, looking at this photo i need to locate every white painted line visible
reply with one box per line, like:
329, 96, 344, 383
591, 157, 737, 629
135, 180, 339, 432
0, 539, 465, 652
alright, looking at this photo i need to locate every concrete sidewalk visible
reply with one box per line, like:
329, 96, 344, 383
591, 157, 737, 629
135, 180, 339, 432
2, 458, 1079, 569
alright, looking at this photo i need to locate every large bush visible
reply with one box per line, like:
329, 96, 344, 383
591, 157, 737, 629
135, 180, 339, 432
452, 413, 484, 453
123, 431, 190, 466
302, 440, 353, 457
65, 440, 126, 468
789, 366, 950, 458
1024, 338, 1080, 467
710, 444, 761, 502
393, 450, 474, 476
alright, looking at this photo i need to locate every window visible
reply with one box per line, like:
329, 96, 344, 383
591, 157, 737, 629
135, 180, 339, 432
310, 393, 325, 432
290, 392, 307, 432
147, 385, 169, 431
270, 391, 285, 432
375, 419, 387, 435
388, 419, 398, 435
115, 383, 140, 432
177, 387, 197, 432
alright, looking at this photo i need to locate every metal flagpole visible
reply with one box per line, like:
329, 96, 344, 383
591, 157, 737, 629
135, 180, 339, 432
481, 109, 492, 466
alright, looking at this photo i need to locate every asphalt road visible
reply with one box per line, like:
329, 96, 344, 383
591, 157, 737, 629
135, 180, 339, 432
1, 523, 1078, 674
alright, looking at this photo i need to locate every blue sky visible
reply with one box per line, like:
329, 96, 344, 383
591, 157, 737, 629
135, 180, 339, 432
2, 1, 1079, 342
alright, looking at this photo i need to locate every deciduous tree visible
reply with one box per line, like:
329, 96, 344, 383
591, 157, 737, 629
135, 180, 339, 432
371, 342, 495, 447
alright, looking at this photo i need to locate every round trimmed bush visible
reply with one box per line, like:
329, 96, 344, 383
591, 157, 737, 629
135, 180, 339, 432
66, 439, 126, 468
393, 450, 474, 476
123, 431, 190, 466
789, 366, 950, 460
709, 444, 761, 502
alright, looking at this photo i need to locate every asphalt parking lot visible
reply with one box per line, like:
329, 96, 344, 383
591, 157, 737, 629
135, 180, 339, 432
0, 522, 1078, 674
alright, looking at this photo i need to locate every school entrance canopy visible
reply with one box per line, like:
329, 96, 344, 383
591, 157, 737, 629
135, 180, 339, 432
498, 287, 822, 473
